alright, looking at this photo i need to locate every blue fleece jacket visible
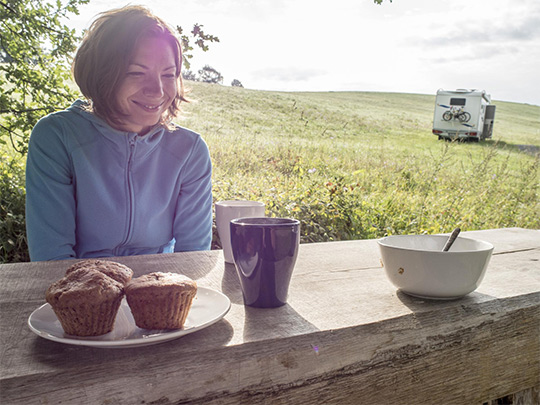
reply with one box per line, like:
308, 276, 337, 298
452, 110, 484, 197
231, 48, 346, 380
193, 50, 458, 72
25, 100, 213, 261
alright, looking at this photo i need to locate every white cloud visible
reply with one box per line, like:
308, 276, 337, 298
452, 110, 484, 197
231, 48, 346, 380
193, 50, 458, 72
70, 0, 540, 105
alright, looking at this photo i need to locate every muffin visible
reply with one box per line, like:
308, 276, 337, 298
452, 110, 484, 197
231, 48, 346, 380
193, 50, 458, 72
65, 259, 133, 286
125, 272, 197, 330
46, 269, 124, 336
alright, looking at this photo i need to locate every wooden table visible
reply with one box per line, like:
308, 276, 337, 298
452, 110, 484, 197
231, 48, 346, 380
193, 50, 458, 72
1, 228, 539, 404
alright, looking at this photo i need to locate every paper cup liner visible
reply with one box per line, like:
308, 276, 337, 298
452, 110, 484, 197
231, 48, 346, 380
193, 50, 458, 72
52, 296, 123, 336
127, 290, 196, 330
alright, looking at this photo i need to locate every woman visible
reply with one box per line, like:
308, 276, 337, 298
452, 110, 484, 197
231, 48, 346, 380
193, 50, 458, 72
25, 6, 213, 261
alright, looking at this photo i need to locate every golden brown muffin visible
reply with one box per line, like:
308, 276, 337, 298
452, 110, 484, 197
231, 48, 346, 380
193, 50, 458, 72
125, 272, 197, 330
46, 269, 124, 336
65, 259, 134, 286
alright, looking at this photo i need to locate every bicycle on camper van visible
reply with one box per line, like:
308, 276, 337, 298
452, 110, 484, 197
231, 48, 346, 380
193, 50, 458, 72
442, 106, 471, 123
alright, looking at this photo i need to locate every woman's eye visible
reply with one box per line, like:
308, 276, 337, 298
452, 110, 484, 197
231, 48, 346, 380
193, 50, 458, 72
162, 73, 175, 79
127, 71, 144, 77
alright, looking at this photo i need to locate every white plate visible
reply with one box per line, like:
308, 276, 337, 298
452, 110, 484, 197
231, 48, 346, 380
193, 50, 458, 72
28, 287, 231, 348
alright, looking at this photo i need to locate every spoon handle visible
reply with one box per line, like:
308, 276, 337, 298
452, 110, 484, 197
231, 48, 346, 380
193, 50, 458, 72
443, 228, 461, 251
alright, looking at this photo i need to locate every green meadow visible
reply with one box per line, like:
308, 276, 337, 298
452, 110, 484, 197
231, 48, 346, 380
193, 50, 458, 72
179, 82, 539, 246
1, 81, 539, 261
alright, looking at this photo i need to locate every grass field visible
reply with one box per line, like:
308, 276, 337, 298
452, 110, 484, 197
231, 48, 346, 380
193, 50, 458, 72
1, 82, 539, 261
178, 82, 539, 244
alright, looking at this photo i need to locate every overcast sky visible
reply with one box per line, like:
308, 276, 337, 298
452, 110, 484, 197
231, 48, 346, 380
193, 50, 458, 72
69, 0, 540, 105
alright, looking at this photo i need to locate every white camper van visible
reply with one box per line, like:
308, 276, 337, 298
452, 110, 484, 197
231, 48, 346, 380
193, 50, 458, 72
432, 89, 496, 142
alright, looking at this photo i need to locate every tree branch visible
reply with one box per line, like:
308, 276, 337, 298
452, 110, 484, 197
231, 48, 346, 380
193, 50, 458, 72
1, 1, 74, 37
0, 122, 26, 154
0, 107, 54, 114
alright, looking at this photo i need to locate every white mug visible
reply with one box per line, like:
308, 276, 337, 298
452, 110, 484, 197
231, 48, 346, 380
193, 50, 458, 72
215, 200, 265, 263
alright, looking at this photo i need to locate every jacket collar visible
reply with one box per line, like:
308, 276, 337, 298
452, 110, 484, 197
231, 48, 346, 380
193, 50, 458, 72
68, 99, 167, 155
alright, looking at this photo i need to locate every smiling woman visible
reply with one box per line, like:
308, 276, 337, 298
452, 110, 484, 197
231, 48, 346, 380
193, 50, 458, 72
72, 6, 187, 132
114, 36, 178, 134
24, 5, 213, 261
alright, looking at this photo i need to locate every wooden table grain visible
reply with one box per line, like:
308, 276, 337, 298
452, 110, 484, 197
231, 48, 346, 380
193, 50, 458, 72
1, 228, 539, 405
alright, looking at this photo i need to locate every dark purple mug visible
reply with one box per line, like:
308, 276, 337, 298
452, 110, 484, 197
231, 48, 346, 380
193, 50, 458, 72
230, 217, 300, 308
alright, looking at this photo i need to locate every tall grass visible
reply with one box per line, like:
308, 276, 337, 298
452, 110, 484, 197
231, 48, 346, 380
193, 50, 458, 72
1, 83, 538, 261
180, 82, 539, 245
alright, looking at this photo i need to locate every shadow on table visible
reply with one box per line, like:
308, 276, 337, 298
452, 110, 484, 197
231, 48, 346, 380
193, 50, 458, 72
396, 290, 498, 314
221, 262, 243, 305
220, 261, 320, 342
29, 318, 235, 366
243, 303, 320, 342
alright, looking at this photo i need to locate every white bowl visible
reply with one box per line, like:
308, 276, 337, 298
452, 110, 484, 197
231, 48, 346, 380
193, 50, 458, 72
378, 234, 494, 300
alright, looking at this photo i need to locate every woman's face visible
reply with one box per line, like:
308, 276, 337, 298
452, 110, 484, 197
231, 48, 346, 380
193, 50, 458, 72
115, 36, 178, 135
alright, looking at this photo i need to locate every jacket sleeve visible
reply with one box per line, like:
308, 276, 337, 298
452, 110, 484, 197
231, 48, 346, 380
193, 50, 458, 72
25, 116, 77, 261
172, 135, 213, 252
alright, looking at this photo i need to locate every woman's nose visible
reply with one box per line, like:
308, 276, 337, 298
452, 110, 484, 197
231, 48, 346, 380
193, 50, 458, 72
143, 75, 164, 97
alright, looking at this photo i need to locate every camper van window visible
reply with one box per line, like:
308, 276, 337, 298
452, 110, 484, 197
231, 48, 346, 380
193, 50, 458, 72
450, 98, 466, 106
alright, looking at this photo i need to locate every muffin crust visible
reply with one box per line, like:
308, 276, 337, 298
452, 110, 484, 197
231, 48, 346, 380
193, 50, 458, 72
125, 272, 197, 330
65, 259, 134, 285
46, 268, 124, 336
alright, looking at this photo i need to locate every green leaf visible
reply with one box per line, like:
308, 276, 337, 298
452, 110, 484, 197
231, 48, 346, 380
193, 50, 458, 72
0, 0, 86, 156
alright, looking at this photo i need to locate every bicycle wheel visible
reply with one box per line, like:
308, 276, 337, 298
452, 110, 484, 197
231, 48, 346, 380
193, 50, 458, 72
443, 111, 453, 121
459, 112, 471, 123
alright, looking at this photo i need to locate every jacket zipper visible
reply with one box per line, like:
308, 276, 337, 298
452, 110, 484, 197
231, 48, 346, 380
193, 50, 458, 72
115, 135, 137, 254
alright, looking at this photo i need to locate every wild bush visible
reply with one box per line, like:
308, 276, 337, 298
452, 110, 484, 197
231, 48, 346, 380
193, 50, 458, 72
0, 155, 29, 263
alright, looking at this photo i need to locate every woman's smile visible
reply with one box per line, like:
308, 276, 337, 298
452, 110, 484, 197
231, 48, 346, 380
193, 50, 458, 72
132, 100, 165, 112
115, 36, 178, 134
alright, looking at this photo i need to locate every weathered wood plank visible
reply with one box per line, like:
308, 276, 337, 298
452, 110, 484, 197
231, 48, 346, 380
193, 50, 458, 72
2, 294, 537, 404
513, 385, 540, 405
1, 228, 539, 404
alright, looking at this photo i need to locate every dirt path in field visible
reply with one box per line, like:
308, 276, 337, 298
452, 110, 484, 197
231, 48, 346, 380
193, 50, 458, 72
516, 145, 540, 155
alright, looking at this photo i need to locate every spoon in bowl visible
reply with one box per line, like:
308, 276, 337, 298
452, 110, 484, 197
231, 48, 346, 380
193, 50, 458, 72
443, 228, 461, 251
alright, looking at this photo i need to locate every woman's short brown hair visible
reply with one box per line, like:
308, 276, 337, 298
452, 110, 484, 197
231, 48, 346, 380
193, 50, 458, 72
72, 5, 186, 128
